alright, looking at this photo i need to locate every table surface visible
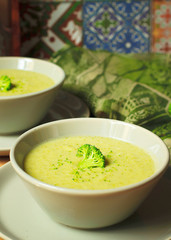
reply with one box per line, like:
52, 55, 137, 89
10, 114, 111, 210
0, 156, 9, 167
0, 156, 9, 240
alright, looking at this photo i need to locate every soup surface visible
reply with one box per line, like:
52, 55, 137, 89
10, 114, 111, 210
0, 69, 54, 96
24, 136, 155, 190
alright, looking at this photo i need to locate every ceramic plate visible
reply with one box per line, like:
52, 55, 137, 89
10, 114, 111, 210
0, 163, 171, 240
0, 90, 90, 156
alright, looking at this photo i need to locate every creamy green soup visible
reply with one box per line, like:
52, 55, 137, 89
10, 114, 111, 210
0, 69, 54, 96
24, 136, 155, 190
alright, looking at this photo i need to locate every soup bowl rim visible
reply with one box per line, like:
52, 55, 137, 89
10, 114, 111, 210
0, 56, 65, 100
10, 118, 170, 196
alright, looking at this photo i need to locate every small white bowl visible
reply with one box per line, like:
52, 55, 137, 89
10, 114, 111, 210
10, 118, 170, 229
0, 57, 65, 134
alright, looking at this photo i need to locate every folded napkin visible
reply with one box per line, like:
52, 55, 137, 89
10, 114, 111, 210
50, 45, 171, 161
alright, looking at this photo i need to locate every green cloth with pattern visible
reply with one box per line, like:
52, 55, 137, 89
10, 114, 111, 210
50, 45, 171, 162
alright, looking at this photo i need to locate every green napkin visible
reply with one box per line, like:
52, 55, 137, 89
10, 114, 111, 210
50, 45, 171, 162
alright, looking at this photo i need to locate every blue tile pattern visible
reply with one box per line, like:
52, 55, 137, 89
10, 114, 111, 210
83, 0, 151, 53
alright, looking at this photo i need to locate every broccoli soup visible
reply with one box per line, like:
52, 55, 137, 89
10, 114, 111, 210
24, 136, 155, 190
0, 69, 54, 96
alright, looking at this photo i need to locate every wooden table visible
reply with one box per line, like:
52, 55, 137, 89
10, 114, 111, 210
0, 156, 9, 167
0, 156, 9, 240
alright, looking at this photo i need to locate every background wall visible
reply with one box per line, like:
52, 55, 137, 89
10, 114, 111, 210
0, 0, 11, 55
1, 0, 171, 58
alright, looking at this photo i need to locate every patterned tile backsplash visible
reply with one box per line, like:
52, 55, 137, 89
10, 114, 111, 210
151, 0, 171, 53
1, 0, 171, 58
20, 1, 83, 58
83, 1, 151, 53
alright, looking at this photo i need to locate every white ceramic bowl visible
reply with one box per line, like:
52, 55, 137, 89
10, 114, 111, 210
10, 118, 170, 229
0, 57, 65, 134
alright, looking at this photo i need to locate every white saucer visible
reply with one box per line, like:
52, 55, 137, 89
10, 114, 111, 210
0, 90, 90, 156
0, 163, 171, 240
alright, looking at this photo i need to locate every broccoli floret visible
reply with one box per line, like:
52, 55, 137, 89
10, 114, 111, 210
0, 75, 11, 92
76, 144, 105, 169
